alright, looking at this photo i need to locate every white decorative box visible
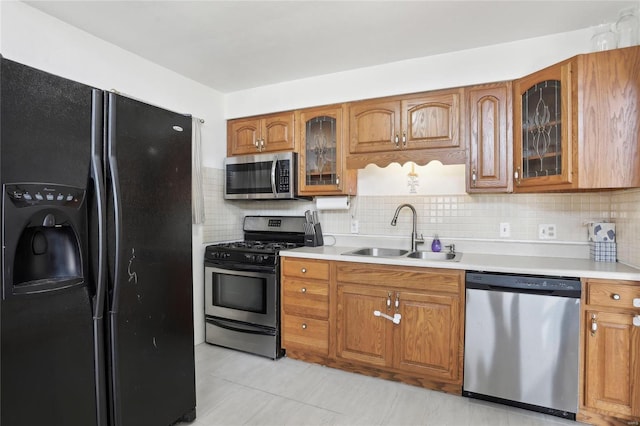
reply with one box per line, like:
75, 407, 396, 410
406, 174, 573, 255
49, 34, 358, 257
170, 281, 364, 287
587, 222, 616, 242
590, 242, 617, 262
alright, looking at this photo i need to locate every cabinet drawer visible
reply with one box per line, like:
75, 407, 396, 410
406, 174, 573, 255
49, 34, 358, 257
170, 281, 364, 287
282, 314, 328, 354
282, 279, 329, 319
282, 259, 329, 280
586, 279, 640, 310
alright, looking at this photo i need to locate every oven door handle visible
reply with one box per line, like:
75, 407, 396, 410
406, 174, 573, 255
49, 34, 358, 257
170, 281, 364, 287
270, 155, 278, 197
207, 318, 277, 336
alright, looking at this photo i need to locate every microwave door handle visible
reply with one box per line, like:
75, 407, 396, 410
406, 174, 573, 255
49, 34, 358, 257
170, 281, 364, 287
270, 156, 278, 196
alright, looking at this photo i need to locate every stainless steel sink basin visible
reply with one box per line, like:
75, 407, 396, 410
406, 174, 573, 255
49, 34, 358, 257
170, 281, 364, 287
406, 251, 462, 262
342, 247, 409, 257
341, 247, 462, 262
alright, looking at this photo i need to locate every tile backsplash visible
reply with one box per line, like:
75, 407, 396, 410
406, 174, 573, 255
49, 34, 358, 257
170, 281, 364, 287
202, 167, 640, 268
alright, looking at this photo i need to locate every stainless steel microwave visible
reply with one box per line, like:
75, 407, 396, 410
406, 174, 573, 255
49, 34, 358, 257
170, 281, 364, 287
224, 152, 299, 200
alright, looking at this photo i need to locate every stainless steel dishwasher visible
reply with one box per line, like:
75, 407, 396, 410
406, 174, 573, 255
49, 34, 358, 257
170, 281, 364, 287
463, 272, 581, 420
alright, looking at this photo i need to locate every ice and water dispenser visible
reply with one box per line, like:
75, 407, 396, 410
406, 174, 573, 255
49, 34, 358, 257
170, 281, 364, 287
3, 183, 85, 297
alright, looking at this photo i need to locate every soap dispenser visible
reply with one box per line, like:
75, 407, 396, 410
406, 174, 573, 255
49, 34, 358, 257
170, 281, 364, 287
431, 235, 441, 252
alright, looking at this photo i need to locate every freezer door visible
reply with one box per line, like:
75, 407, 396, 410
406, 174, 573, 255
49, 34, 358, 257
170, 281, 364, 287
0, 58, 99, 426
106, 93, 195, 426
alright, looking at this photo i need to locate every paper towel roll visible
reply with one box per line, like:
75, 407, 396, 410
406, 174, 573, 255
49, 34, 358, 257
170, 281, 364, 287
315, 196, 350, 211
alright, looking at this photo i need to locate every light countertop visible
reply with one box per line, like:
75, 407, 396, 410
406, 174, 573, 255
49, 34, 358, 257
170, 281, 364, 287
280, 245, 640, 281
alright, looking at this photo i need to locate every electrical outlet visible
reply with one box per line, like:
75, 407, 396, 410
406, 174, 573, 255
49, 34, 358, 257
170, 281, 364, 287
499, 222, 511, 238
538, 224, 557, 240
350, 219, 359, 234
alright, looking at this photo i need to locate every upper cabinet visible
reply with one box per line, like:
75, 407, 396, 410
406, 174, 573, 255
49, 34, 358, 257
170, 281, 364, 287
513, 59, 573, 190
227, 111, 295, 156
513, 46, 640, 192
347, 88, 466, 169
466, 82, 513, 193
296, 104, 356, 196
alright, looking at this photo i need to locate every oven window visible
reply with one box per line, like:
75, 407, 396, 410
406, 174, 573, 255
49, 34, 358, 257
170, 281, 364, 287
212, 272, 267, 314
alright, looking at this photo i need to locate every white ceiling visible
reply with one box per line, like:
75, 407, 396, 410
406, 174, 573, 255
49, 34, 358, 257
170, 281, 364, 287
25, 0, 637, 93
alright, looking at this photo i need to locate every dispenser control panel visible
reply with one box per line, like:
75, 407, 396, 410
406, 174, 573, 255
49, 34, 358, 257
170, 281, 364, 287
5, 183, 85, 208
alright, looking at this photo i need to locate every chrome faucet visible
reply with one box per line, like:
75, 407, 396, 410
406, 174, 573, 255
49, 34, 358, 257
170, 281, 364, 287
390, 203, 424, 252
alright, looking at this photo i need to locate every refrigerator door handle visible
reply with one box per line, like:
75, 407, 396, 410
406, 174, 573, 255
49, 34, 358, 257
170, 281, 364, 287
106, 93, 122, 314
91, 89, 107, 319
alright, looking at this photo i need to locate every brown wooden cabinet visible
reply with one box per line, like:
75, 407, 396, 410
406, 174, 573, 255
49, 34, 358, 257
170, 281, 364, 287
281, 258, 331, 357
466, 82, 513, 193
296, 104, 356, 196
347, 89, 466, 169
227, 111, 295, 156
514, 46, 640, 192
578, 278, 640, 425
335, 262, 464, 393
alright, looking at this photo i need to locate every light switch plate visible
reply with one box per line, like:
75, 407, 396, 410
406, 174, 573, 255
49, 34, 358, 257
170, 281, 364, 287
499, 222, 511, 238
350, 219, 359, 234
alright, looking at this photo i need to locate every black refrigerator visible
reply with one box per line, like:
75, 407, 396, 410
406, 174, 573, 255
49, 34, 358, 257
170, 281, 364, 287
0, 57, 196, 426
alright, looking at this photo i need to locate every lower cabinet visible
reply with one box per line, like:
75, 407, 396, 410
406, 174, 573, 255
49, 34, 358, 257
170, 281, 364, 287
281, 258, 465, 394
579, 278, 640, 425
335, 262, 464, 393
281, 258, 331, 358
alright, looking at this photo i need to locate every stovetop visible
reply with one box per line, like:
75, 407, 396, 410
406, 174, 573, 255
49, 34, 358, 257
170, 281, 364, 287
205, 216, 307, 268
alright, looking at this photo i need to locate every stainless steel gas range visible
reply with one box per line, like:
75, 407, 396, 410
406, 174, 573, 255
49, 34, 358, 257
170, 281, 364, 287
204, 216, 306, 359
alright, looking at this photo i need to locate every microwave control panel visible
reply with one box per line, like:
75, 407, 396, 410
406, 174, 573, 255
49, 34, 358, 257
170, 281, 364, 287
276, 160, 290, 193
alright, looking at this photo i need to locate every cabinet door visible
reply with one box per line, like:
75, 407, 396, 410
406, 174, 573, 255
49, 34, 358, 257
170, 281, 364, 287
393, 290, 461, 381
349, 99, 401, 153
297, 105, 353, 195
262, 112, 295, 153
227, 117, 261, 156
336, 284, 393, 368
584, 309, 640, 418
402, 90, 462, 150
513, 60, 574, 190
467, 83, 512, 192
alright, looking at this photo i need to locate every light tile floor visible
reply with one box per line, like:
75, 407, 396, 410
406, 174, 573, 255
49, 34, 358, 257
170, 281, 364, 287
187, 343, 578, 426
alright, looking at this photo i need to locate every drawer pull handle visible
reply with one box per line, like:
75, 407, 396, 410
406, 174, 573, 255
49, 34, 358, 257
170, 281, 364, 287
634, 298, 640, 308
634, 316, 640, 327
301, 268, 307, 273
301, 287, 307, 293
301, 323, 307, 329
612, 293, 621, 300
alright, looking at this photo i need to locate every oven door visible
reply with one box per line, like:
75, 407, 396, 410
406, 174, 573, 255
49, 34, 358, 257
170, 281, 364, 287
204, 264, 277, 329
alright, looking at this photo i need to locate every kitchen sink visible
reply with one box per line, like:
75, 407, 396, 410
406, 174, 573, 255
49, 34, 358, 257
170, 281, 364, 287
341, 247, 462, 262
406, 251, 462, 262
341, 247, 409, 257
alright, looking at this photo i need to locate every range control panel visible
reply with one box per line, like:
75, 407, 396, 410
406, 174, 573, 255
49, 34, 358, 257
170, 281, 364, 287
5, 183, 85, 208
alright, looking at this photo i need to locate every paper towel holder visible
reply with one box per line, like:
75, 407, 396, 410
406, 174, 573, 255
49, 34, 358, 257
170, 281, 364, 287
315, 195, 351, 211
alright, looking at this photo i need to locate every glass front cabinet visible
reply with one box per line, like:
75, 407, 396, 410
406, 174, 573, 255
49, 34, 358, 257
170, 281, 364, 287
296, 104, 356, 195
513, 59, 575, 191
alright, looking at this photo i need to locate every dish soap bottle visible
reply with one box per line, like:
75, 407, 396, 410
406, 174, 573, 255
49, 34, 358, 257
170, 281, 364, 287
431, 235, 441, 252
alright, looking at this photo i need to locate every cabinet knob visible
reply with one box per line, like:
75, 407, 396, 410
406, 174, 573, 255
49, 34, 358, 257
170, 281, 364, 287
301, 323, 307, 329
471, 168, 477, 186
633, 298, 640, 308
336, 175, 340, 186
393, 133, 399, 148
634, 316, 640, 327
301, 268, 307, 273
301, 287, 307, 293
611, 293, 621, 300
514, 167, 521, 185
402, 131, 407, 148
591, 313, 598, 336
